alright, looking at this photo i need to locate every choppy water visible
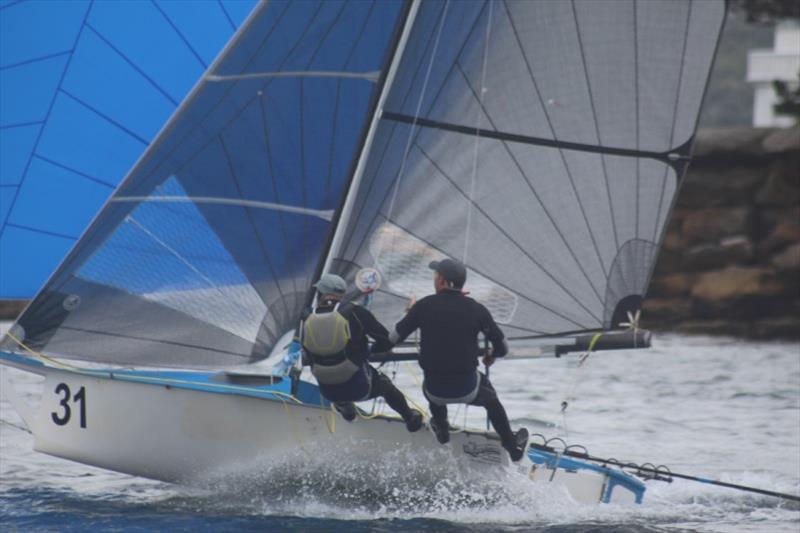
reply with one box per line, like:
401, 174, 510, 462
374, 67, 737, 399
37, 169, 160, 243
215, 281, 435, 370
1, 331, 798, 532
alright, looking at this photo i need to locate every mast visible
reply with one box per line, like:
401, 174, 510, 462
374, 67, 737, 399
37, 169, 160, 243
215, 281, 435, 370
308, 0, 421, 302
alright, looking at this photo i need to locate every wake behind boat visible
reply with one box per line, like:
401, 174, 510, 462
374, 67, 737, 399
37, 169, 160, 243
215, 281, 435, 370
1, 0, 726, 506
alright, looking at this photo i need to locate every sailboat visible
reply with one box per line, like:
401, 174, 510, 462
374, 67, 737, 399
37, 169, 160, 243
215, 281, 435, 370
0, 0, 725, 505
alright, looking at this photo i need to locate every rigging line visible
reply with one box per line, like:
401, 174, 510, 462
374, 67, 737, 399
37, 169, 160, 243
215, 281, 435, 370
336, 2, 488, 258
0, 418, 30, 434
0, 0, 92, 235
378, 217, 592, 330
414, 143, 604, 324
59, 89, 150, 146
258, 96, 298, 298
84, 23, 180, 107
570, 0, 620, 257
33, 154, 116, 188
110, 195, 333, 220
0, 50, 71, 71
463, 0, 492, 265
451, 64, 607, 311
150, 0, 208, 70
652, 0, 692, 245
634, 0, 640, 240
502, 0, 610, 298
218, 134, 292, 320
378, 0, 451, 260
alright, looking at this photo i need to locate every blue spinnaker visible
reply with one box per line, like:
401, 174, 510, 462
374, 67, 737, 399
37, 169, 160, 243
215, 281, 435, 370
0, 0, 256, 298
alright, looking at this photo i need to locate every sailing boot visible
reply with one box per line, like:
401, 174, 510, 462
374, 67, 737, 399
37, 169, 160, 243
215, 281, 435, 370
404, 409, 424, 432
502, 427, 529, 462
429, 416, 450, 444
334, 402, 357, 422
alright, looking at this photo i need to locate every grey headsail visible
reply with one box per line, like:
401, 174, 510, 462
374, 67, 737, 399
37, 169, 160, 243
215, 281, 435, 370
327, 0, 725, 338
3, 0, 409, 367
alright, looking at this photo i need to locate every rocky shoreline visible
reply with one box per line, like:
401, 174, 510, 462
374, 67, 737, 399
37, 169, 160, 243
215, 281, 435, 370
643, 126, 799, 339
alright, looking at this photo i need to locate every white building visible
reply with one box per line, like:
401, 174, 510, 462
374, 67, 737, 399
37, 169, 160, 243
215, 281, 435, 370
747, 20, 800, 127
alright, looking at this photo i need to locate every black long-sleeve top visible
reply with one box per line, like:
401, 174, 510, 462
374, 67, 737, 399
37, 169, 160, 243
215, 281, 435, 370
393, 289, 508, 377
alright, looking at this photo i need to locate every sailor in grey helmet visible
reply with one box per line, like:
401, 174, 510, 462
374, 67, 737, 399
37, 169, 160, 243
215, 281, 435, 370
300, 273, 423, 431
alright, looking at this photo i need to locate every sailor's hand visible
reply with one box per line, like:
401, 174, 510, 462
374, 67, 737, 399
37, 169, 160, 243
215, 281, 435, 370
405, 294, 417, 312
482, 354, 496, 367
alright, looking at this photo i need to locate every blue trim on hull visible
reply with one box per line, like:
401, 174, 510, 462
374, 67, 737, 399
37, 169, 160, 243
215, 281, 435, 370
0, 350, 328, 407
528, 447, 646, 503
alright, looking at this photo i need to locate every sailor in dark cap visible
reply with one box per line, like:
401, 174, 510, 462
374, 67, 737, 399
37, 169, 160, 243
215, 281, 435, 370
389, 259, 528, 461
301, 274, 423, 431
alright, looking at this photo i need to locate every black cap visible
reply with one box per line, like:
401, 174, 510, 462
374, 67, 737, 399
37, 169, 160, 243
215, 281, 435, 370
429, 258, 467, 288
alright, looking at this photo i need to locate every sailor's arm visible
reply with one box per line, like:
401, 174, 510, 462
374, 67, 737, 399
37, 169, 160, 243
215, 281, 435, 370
389, 301, 421, 346
352, 305, 393, 353
480, 304, 508, 359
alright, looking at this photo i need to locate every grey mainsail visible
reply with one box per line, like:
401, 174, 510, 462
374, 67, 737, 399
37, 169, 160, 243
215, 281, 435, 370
327, 0, 725, 338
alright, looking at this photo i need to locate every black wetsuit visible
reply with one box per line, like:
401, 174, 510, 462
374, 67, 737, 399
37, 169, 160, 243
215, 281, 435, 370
304, 299, 412, 418
393, 289, 516, 446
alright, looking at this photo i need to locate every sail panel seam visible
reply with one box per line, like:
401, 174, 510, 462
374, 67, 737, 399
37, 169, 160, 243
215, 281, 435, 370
217, 0, 237, 32
414, 141, 604, 325
85, 23, 180, 107
150, 0, 208, 70
218, 134, 290, 317
5, 222, 79, 241
0, 0, 93, 240
59, 89, 150, 146
570, 0, 620, 263
0, 50, 72, 71
34, 154, 116, 189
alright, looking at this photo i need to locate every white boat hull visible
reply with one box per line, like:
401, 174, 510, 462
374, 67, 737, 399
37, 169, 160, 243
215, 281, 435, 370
31, 368, 509, 483
1, 352, 644, 504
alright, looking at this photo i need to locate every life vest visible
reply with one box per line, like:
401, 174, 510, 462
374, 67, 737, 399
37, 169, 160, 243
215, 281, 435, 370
302, 303, 360, 385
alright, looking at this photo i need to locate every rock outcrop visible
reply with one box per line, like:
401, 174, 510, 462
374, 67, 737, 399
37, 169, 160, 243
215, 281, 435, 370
643, 126, 800, 339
